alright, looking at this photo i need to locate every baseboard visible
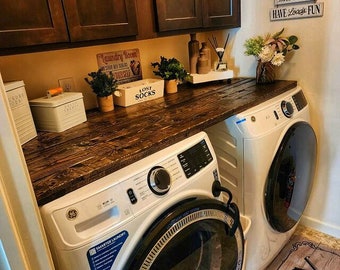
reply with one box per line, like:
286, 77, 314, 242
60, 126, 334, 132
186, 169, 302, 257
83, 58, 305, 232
300, 215, 340, 238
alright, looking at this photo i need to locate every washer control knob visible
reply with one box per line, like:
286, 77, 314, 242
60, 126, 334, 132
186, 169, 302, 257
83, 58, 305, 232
148, 166, 171, 195
281, 101, 294, 118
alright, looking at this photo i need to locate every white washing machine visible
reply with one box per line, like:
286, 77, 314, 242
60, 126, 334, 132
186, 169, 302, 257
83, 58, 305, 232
40, 132, 247, 270
205, 86, 317, 270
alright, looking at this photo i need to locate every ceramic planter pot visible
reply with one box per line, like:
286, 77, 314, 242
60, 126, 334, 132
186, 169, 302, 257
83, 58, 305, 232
97, 94, 114, 112
164, 79, 178, 94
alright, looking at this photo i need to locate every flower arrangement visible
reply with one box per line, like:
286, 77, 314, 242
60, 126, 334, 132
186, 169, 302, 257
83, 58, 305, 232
244, 28, 299, 66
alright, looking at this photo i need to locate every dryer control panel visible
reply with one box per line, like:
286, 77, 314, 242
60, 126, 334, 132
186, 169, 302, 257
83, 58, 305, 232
292, 90, 308, 111
280, 90, 307, 118
231, 86, 310, 138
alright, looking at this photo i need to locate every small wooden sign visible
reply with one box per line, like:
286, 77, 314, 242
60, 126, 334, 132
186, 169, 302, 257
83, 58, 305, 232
97, 49, 142, 84
274, 0, 313, 5
270, 2, 324, 21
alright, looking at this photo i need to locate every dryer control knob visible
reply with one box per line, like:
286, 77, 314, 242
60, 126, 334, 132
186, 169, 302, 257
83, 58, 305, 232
281, 101, 294, 118
148, 166, 171, 195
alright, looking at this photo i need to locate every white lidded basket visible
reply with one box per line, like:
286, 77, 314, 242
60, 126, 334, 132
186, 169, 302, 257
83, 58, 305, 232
114, 79, 164, 107
29, 92, 87, 132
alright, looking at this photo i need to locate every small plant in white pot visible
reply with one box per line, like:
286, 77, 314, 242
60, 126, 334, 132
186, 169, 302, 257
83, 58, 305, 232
85, 68, 117, 112
151, 56, 188, 94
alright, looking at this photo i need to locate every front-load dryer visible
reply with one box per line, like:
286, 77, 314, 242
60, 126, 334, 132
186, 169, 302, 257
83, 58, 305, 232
40, 132, 245, 270
205, 86, 317, 270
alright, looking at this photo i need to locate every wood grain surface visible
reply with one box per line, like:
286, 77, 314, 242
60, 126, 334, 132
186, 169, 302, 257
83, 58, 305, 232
22, 78, 297, 205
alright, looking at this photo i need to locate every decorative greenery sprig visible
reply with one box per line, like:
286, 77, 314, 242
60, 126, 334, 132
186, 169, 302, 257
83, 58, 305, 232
85, 68, 117, 97
151, 56, 188, 81
244, 28, 299, 66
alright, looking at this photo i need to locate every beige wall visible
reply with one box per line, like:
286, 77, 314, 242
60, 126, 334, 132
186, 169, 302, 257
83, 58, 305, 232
0, 32, 228, 109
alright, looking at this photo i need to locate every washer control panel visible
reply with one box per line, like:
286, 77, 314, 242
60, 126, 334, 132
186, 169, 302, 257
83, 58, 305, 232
118, 137, 216, 215
178, 139, 213, 178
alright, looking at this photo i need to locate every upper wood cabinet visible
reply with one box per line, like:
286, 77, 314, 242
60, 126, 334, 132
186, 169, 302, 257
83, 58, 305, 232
0, 0, 138, 49
155, 0, 203, 32
155, 0, 240, 32
0, 0, 240, 52
0, 0, 69, 48
62, 0, 138, 42
202, 0, 241, 28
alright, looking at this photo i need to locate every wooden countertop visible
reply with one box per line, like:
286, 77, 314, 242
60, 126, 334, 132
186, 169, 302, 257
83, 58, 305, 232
22, 78, 297, 206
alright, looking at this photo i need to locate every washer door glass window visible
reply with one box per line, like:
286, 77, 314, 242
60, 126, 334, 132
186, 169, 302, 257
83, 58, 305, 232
123, 198, 244, 270
264, 122, 317, 232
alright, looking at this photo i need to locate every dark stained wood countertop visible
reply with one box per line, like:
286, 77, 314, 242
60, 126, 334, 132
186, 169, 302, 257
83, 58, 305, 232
22, 78, 297, 206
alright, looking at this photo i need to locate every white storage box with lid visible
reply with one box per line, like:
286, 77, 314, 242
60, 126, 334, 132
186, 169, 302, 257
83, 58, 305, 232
29, 92, 87, 132
4, 80, 37, 145
114, 78, 164, 107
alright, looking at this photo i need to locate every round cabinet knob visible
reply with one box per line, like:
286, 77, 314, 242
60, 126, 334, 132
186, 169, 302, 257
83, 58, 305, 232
148, 166, 171, 195
281, 101, 294, 118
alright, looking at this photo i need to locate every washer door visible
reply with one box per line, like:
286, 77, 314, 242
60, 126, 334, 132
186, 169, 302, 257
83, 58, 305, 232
264, 122, 317, 232
123, 198, 244, 270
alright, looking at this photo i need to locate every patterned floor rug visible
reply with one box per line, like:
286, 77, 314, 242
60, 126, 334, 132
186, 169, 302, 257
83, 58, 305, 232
266, 225, 340, 270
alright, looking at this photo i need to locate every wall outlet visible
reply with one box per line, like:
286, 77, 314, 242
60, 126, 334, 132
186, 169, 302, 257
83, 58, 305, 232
58, 77, 75, 92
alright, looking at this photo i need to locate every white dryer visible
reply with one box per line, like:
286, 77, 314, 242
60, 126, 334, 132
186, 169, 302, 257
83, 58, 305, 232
40, 132, 245, 270
205, 86, 317, 270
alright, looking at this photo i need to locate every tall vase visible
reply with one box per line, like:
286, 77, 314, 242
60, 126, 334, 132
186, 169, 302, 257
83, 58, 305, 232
199, 42, 211, 72
188, 33, 200, 74
256, 60, 276, 84
197, 52, 210, 74
97, 94, 114, 112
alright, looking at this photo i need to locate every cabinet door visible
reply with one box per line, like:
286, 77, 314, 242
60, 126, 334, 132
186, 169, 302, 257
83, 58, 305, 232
62, 0, 138, 42
202, 0, 240, 28
0, 0, 68, 48
155, 0, 203, 32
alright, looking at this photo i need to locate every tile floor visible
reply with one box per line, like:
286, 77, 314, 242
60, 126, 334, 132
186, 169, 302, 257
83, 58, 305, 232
266, 225, 340, 270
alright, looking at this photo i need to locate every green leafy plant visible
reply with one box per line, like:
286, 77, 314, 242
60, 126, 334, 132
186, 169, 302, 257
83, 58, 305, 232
85, 68, 117, 97
244, 28, 299, 66
151, 56, 188, 81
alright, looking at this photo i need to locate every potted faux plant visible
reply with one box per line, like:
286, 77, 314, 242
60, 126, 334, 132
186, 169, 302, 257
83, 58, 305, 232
244, 28, 299, 84
85, 68, 117, 112
151, 56, 188, 94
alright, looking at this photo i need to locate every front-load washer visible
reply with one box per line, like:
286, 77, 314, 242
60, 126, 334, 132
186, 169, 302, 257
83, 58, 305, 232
205, 86, 317, 270
40, 132, 245, 270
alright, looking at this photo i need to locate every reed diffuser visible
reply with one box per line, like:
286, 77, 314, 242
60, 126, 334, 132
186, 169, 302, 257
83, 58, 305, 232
208, 34, 230, 71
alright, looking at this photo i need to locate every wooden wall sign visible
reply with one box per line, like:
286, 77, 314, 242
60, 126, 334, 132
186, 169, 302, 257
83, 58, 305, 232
274, 0, 313, 5
270, 2, 324, 21
97, 49, 143, 84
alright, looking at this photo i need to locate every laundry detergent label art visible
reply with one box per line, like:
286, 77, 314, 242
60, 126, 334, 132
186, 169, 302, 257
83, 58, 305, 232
87, 230, 128, 270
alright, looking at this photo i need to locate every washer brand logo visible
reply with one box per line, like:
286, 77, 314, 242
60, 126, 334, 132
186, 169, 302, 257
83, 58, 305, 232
87, 230, 129, 270
66, 208, 78, 220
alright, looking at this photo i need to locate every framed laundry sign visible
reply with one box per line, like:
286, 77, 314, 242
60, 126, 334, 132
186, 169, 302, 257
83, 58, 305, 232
97, 49, 142, 84
270, 2, 324, 21
274, 0, 313, 5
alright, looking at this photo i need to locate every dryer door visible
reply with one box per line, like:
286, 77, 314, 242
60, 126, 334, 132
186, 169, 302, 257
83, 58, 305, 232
123, 198, 244, 270
264, 122, 317, 232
